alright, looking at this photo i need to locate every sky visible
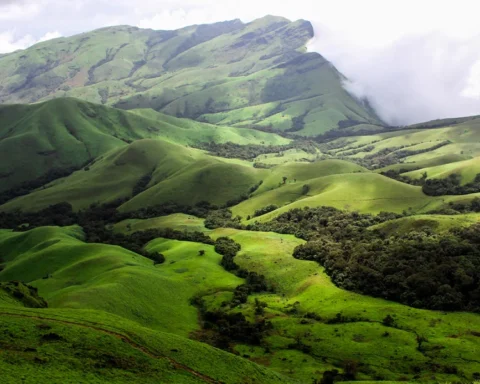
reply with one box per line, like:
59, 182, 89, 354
1, 0, 480, 125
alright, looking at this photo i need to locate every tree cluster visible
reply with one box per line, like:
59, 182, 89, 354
422, 173, 480, 196
253, 204, 278, 217
292, 220, 480, 312
193, 140, 318, 160
0, 166, 85, 205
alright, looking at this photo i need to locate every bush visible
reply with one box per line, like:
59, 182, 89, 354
150, 252, 165, 265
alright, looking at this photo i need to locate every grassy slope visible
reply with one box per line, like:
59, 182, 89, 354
370, 213, 480, 235
111, 214, 480, 382
376, 154, 469, 173
0, 226, 242, 336
115, 216, 480, 382
0, 226, 294, 383
113, 213, 210, 234
233, 171, 438, 221
129, 108, 290, 145
2, 216, 480, 382
208, 228, 480, 382
0, 139, 268, 212
0, 307, 293, 384
330, 117, 480, 169
0, 98, 287, 192
405, 156, 480, 184
0, 17, 381, 136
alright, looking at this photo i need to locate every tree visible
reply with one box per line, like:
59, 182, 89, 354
282, 176, 287, 184
198, 250, 205, 256
382, 314, 395, 327
151, 253, 166, 265
302, 184, 310, 195
343, 360, 358, 379
254, 298, 267, 315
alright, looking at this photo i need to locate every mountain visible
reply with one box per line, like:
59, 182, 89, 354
0, 16, 382, 136
1, 16, 480, 384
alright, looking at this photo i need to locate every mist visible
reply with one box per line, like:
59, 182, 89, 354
310, 27, 480, 125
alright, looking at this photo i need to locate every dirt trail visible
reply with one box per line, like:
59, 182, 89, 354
0, 311, 222, 384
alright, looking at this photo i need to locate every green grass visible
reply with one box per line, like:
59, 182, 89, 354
0, 226, 241, 336
113, 213, 209, 234
204, 228, 480, 382
0, 97, 287, 192
328, 117, 480, 170
234, 172, 439, 221
376, 153, 469, 173
254, 159, 367, 194
2, 214, 480, 382
1, 138, 268, 212
405, 156, 480, 184
0, 306, 294, 383
370, 213, 480, 235
129, 108, 290, 146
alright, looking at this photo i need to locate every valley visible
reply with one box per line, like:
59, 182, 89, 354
0, 15, 479, 384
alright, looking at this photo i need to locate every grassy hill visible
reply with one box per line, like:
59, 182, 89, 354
101, 216, 480, 382
0, 307, 293, 383
0, 16, 382, 136
0, 226, 243, 335
404, 156, 480, 184
0, 97, 287, 192
0, 220, 479, 383
325, 116, 480, 170
232, 170, 439, 221
370, 213, 480, 235
0, 139, 267, 212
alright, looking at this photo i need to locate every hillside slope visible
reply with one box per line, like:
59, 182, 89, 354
324, 116, 480, 171
0, 139, 267, 212
0, 98, 287, 192
0, 16, 382, 136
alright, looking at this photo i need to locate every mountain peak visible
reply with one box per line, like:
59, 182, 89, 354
0, 16, 381, 136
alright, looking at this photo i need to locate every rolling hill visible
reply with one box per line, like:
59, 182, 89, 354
1, 220, 479, 383
0, 138, 268, 212
0, 16, 382, 136
325, 115, 480, 171
0, 97, 287, 193
1, 14, 480, 384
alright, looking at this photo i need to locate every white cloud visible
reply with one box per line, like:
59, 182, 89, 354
1, 0, 480, 124
0, 30, 62, 53
0, 1, 41, 20
0, 31, 35, 53
37, 30, 62, 43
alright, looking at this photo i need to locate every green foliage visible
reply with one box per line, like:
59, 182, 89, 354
301, 184, 310, 195
150, 252, 166, 265
293, 219, 480, 312
253, 205, 278, 217
423, 173, 480, 195
0, 281, 48, 308
194, 140, 318, 160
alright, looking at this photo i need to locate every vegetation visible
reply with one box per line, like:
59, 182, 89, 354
423, 173, 480, 195
194, 140, 318, 160
249, 206, 480, 312
2, 14, 480, 384
0, 17, 381, 137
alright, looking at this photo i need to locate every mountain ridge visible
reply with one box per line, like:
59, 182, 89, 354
0, 15, 382, 136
